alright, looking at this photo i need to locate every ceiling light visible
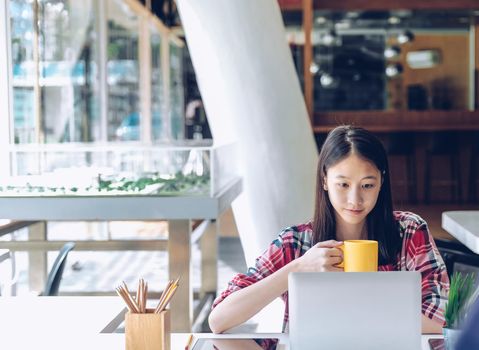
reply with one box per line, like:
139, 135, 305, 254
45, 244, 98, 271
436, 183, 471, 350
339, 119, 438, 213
320, 73, 337, 88
385, 63, 403, 78
345, 11, 360, 19
397, 30, 414, 44
384, 46, 401, 59
309, 62, 320, 75
320, 30, 338, 46
316, 17, 327, 25
388, 16, 401, 25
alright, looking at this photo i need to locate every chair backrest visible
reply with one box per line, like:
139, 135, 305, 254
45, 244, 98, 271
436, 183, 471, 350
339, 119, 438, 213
43, 242, 75, 296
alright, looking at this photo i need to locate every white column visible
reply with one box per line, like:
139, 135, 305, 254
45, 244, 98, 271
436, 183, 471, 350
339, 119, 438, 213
0, 0, 12, 177
176, 0, 318, 265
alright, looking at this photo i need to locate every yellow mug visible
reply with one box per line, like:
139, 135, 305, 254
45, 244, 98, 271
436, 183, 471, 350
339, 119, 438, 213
337, 240, 378, 272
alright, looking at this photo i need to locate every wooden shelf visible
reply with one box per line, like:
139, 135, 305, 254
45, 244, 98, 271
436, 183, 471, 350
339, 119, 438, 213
313, 110, 479, 132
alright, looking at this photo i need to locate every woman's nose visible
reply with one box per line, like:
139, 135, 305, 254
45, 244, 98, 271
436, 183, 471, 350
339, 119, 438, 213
347, 188, 363, 206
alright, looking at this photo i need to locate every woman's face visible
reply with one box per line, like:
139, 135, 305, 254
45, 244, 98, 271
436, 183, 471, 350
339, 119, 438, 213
324, 153, 382, 227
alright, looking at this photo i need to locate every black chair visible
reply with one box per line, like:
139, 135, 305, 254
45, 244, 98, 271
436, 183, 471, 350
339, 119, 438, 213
435, 239, 479, 280
43, 242, 76, 296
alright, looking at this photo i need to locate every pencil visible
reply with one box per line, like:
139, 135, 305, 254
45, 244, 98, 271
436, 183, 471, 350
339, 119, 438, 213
155, 280, 173, 313
184, 334, 194, 350
116, 286, 140, 313
137, 279, 142, 313
120, 282, 141, 313
157, 283, 179, 313
115, 287, 133, 312
143, 281, 148, 313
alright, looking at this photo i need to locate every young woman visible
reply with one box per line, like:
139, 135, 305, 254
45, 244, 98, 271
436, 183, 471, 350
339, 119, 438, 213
209, 125, 449, 336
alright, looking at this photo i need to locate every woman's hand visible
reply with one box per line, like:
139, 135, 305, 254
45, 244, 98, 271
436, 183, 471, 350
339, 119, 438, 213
296, 240, 343, 272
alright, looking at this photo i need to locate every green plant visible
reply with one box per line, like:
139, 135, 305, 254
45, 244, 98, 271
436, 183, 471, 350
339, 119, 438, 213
444, 272, 477, 329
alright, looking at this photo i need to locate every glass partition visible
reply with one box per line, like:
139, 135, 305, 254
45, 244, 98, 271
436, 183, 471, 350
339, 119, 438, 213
150, 23, 164, 141
310, 9, 475, 112
169, 40, 184, 140
313, 32, 386, 111
38, 0, 100, 142
107, 0, 140, 141
8, 0, 184, 146
10, 0, 36, 143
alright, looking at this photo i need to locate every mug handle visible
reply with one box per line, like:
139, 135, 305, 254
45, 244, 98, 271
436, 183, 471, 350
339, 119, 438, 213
335, 244, 344, 268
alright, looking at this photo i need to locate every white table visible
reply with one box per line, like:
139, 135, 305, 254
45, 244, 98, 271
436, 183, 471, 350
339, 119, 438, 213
0, 178, 242, 332
0, 297, 441, 350
442, 211, 479, 254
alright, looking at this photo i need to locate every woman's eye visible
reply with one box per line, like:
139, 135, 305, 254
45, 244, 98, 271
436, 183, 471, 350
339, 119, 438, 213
363, 183, 375, 189
336, 183, 349, 188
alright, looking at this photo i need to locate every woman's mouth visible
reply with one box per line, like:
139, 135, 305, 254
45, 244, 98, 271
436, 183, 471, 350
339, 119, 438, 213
345, 208, 364, 216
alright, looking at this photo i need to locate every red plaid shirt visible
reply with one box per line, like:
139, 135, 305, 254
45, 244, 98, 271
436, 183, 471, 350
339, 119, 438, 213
213, 211, 450, 335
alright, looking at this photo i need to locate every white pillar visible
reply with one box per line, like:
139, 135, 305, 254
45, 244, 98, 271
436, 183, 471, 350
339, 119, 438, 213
177, 0, 318, 265
0, 0, 12, 178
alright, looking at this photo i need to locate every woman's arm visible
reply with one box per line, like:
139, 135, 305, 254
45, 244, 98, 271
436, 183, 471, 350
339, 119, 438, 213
422, 314, 443, 334
404, 219, 450, 332
208, 259, 297, 333
209, 240, 343, 333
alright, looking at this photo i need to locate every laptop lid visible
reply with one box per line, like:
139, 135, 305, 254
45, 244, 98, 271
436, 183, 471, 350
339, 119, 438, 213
288, 271, 421, 350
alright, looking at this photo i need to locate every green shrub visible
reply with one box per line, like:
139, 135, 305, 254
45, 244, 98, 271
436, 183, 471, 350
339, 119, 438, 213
444, 272, 477, 329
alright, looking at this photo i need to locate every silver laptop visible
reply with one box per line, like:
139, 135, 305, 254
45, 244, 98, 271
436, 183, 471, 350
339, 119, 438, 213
288, 272, 421, 350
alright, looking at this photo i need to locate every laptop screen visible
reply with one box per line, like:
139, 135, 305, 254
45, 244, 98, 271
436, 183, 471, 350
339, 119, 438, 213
192, 338, 279, 350
288, 271, 421, 350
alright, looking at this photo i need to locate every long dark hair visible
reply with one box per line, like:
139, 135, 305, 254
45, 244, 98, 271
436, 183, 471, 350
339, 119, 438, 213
311, 125, 401, 265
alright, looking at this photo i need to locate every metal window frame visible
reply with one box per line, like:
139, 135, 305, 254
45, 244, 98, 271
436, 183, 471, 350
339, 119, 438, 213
0, 0, 12, 177
5, 0, 183, 148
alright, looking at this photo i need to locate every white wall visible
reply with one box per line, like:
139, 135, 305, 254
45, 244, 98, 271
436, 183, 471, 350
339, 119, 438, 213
176, 0, 318, 265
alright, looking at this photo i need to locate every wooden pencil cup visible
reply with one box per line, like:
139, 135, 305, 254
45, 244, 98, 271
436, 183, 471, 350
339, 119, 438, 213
125, 309, 170, 350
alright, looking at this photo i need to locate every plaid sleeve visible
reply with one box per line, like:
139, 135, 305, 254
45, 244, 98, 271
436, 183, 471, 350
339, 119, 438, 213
212, 228, 299, 309
405, 223, 450, 325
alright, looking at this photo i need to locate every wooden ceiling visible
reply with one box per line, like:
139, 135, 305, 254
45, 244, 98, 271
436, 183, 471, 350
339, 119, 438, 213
278, 0, 479, 11
277, 0, 302, 11
313, 1, 479, 10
